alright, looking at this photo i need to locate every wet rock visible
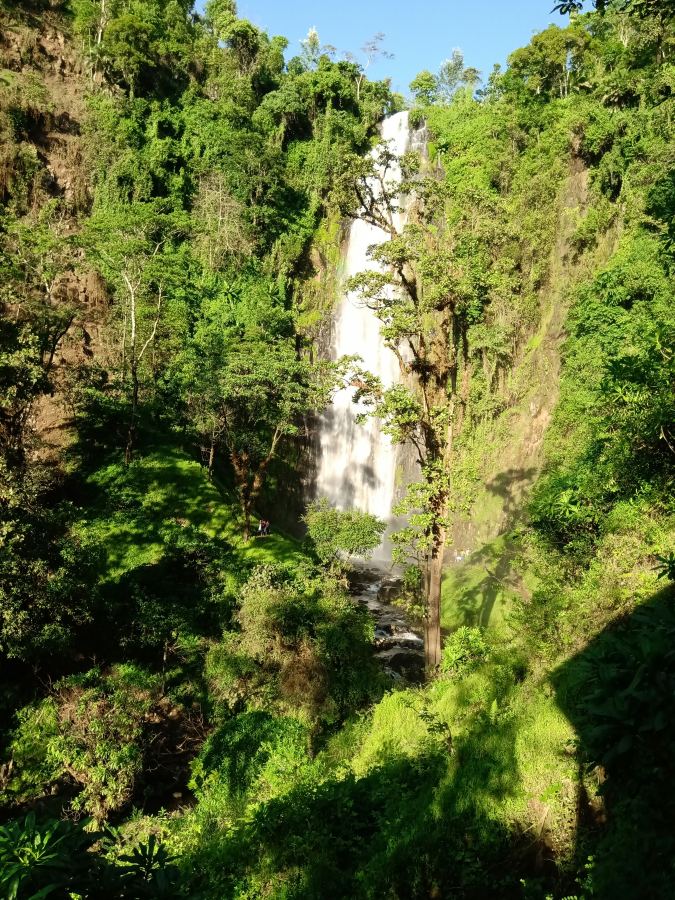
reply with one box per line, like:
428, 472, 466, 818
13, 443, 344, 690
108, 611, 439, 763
350, 567, 424, 681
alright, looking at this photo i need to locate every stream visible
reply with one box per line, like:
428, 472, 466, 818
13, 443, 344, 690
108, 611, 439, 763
350, 568, 425, 682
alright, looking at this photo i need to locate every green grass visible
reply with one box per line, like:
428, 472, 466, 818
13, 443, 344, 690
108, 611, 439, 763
75, 446, 305, 584
441, 533, 519, 634
324, 658, 577, 859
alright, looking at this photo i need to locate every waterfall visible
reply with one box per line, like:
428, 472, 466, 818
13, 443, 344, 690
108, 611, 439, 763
315, 111, 412, 544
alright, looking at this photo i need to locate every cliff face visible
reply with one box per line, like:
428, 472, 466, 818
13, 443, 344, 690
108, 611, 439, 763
0, 3, 109, 460
0, 4, 89, 215
442, 158, 621, 630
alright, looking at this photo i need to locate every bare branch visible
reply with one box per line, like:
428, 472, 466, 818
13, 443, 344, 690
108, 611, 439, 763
137, 283, 163, 364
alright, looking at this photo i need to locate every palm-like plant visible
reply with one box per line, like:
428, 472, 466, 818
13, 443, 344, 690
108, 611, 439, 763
654, 552, 675, 582
0, 813, 93, 899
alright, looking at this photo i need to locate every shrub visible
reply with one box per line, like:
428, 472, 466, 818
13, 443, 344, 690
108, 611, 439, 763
440, 626, 489, 676
5, 666, 161, 822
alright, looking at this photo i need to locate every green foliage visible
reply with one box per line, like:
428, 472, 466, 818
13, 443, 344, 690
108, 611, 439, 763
654, 551, 675, 580
72, 0, 195, 99
177, 649, 579, 899
409, 50, 480, 105
530, 232, 675, 561
0, 204, 81, 464
7, 666, 161, 821
507, 24, 590, 100
169, 275, 347, 533
187, 711, 315, 830
554, 587, 675, 897
0, 811, 180, 897
409, 70, 438, 105
117, 834, 179, 897
206, 564, 378, 723
0, 812, 99, 900
0, 465, 103, 663
440, 626, 489, 676
302, 498, 386, 565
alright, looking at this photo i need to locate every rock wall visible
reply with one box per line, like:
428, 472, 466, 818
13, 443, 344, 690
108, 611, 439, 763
443, 158, 622, 629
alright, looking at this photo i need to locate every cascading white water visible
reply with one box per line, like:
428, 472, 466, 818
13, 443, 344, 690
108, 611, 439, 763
315, 111, 411, 536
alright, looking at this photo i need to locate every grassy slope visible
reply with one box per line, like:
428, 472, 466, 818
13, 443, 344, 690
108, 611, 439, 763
76, 446, 305, 585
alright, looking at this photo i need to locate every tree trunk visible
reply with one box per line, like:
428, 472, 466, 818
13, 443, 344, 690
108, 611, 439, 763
207, 438, 216, 478
233, 428, 281, 542
96, 0, 106, 45
125, 367, 138, 465
424, 536, 445, 672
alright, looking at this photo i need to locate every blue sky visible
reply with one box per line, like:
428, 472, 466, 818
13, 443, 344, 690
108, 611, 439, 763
199, 1, 590, 96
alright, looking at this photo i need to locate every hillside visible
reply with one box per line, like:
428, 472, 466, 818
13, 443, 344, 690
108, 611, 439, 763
1, 1, 674, 898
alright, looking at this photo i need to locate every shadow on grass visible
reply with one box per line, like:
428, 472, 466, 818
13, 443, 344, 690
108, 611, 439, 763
442, 534, 521, 631
78, 448, 304, 573
182, 707, 558, 899
441, 468, 536, 633
66, 390, 306, 574
486, 467, 538, 532
66, 447, 305, 667
93, 553, 235, 662
185, 576, 675, 900
552, 582, 675, 899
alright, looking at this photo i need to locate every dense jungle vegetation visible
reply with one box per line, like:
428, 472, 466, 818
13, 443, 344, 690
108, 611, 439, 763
1, 0, 674, 897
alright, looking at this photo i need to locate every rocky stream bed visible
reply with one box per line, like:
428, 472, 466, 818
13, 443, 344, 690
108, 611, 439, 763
350, 569, 425, 682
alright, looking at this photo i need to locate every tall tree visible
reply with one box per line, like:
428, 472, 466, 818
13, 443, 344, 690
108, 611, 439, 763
84, 202, 187, 462
0, 204, 81, 465
173, 277, 346, 539
340, 142, 483, 671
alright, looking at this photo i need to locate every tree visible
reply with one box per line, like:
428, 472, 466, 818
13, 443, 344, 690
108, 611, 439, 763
204, 0, 236, 38
71, 0, 113, 49
299, 27, 336, 71
84, 202, 187, 463
342, 148, 480, 671
192, 172, 253, 271
410, 70, 438, 105
552, 0, 585, 12
410, 53, 481, 108
303, 499, 386, 571
508, 24, 589, 99
0, 204, 82, 465
72, 0, 194, 97
0, 321, 44, 466
0, 460, 103, 664
101, 13, 153, 98
554, 0, 675, 18
173, 277, 346, 539
345, 32, 393, 102
437, 49, 466, 103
